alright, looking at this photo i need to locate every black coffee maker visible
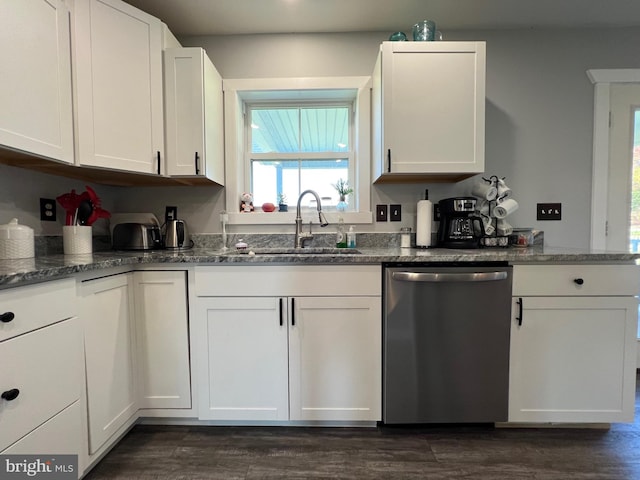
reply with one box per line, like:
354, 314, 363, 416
437, 197, 485, 248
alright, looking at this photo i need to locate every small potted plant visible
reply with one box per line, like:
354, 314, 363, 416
278, 193, 288, 212
332, 178, 353, 211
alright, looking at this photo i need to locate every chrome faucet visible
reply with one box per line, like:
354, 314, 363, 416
295, 189, 329, 248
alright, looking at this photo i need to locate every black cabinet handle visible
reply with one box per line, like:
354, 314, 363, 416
0, 312, 15, 323
279, 298, 283, 326
195, 152, 200, 175
574, 278, 584, 285
516, 297, 523, 326
1, 388, 19, 401
291, 298, 295, 326
157, 151, 161, 175
387, 148, 391, 173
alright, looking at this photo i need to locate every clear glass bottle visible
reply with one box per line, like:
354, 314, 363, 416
400, 227, 412, 248
336, 217, 347, 248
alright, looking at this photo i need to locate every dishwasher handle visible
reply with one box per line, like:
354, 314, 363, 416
391, 271, 508, 283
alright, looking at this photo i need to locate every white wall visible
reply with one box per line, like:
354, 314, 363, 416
3, 27, 640, 246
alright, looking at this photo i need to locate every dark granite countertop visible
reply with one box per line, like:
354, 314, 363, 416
0, 245, 638, 288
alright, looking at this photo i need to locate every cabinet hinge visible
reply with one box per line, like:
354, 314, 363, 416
609, 111, 612, 128
605, 220, 609, 236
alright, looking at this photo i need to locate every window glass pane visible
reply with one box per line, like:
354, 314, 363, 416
250, 107, 350, 154
251, 159, 350, 209
300, 160, 349, 208
251, 160, 299, 206
300, 107, 349, 152
251, 109, 299, 153
630, 108, 640, 254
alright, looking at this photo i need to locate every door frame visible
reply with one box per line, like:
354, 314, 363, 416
587, 69, 640, 250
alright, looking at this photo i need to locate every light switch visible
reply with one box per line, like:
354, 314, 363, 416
390, 204, 401, 222
376, 204, 388, 222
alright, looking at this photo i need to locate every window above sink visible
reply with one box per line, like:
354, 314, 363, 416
223, 77, 373, 226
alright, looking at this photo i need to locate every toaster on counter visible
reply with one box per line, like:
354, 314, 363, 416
112, 223, 162, 251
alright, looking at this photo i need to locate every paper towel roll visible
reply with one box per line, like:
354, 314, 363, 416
416, 199, 432, 247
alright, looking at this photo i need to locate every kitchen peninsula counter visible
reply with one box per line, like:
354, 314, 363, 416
0, 245, 638, 288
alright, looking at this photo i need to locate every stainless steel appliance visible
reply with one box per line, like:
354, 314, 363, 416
383, 264, 512, 424
164, 219, 190, 249
437, 197, 484, 248
112, 223, 162, 250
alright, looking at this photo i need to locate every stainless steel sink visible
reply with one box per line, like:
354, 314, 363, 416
229, 247, 361, 255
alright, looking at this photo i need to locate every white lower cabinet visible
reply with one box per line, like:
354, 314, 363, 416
0, 317, 82, 453
80, 273, 137, 454
3, 402, 82, 456
289, 296, 381, 422
133, 271, 191, 410
509, 264, 640, 423
194, 265, 382, 423
0, 279, 81, 462
200, 297, 289, 421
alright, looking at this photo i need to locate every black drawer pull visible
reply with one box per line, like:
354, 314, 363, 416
0, 312, 15, 323
574, 278, 584, 285
1, 388, 20, 401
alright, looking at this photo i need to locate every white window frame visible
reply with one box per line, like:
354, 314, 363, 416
223, 77, 373, 226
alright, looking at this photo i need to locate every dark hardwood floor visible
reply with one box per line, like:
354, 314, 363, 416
84, 373, 640, 479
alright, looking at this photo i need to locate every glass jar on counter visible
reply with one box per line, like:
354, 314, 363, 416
400, 227, 412, 248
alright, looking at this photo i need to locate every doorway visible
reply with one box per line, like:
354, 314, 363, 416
607, 84, 640, 253
588, 70, 640, 361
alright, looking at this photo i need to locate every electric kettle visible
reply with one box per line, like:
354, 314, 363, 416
164, 219, 190, 249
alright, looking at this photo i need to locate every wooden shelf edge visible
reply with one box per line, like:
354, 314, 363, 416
373, 172, 477, 184
0, 149, 223, 187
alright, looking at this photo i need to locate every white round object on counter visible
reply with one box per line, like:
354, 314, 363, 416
0, 218, 35, 259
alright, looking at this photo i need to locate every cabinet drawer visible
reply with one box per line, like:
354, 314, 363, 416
512, 264, 640, 297
0, 317, 82, 452
195, 265, 381, 297
0, 278, 76, 342
2, 401, 82, 457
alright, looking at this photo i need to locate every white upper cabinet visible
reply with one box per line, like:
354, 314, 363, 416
73, 0, 164, 175
372, 41, 485, 183
0, 0, 74, 164
164, 47, 224, 184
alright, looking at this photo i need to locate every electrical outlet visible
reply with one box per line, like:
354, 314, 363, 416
40, 198, 56, 222
537, 203, 562, 220
165, 206, 178, 222
390, 204, 402, 222
376, 204, 388, 222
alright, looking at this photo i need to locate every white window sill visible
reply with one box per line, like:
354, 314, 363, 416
228, 211, 373, 226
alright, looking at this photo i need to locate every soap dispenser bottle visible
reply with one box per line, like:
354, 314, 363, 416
336, 217, 347, 248
347, 225, 356, 248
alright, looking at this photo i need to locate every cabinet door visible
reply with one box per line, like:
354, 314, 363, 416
74, 0, 163, 174
0, 0, 73, 163
289, 296, 382, 421
378, 42, 485, 175
197, 297, 289, 421
133, 271, 191, 409
164, 47, 224, 183
509, 296, 638, 423
81, 274, 137, 454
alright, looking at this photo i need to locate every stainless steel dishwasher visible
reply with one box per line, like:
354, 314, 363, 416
383, 263, 513, 424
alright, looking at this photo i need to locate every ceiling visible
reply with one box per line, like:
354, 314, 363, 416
123, 0, 640, 37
